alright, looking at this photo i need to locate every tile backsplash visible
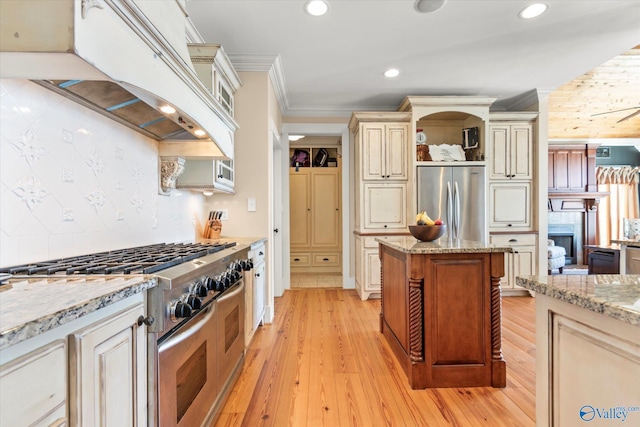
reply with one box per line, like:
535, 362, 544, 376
0, 80, 203, 267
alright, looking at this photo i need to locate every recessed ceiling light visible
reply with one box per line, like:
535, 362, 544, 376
194, 129, 206, 137
414, 0, 448, 14
384, 69, 400, 78
305, 0, 329, 16
289, 135, 305, 141
519, 3, 548, 19
160, 105, 176, 114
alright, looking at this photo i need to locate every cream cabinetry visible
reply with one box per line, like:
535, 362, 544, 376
0, 340, 67, 427
489, 182, 531, 230
489, 124, 533, 180
289, 168, 341, 272
69, 302, 147, 427
490, 233, 537, 294
350, 112, 411, 299
0, 293, 148, 427
246, 241, 266, 346
361, 123, 409, 181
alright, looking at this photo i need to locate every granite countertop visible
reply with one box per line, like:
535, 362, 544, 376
516, 274, 640, 326
611, 239, 640, 248
375, 236, 512, 254
0, 275, 156, 350
197, 236, 267, 246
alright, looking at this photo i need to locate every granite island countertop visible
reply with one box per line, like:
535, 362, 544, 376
0, 275, 156, 350
516, 274, 640, 326
611, 238, 640, 248
375, 236, 512, 254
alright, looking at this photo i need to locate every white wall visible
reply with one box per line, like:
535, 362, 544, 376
0, 79, 204, 267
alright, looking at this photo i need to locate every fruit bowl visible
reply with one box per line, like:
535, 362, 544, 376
409, 224, 447, 242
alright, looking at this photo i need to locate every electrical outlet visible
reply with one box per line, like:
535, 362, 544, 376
220, 209, 229, 220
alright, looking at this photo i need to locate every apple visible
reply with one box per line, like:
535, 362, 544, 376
434, 219, 443, 225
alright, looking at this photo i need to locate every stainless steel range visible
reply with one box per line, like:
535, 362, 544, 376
0, 241, 252, 427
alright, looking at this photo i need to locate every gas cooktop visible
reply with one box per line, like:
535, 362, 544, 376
0, 242, 236, 277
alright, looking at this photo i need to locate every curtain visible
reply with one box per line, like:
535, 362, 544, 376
596, 166, 640, 244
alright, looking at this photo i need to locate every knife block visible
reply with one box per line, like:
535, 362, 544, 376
204, 220, 222, 239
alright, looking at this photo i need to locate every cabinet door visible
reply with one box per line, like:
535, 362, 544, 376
489, 183, 531, 229
549, 149, 586, 191
216, 159, 234, 190
362, 124, 386, 180
362, 183, 407, 230
244, 265, 255, 347
385, 123, 409, 180
512, 245, 536, 289
289, 169, 311, 248
489, 126, 509, 179
311, 169, 340, 248
69, 303, 146, 427
253, 261, 266, 331
510, 125, 532, 179
0, 340, 67, 427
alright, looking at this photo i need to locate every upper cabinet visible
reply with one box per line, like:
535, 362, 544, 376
360, 123, 409, 181
188, 44, 242, 120
548, 146, 587, 192
489, 124, 533, 180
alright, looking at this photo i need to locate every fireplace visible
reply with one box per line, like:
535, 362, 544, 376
548, 224, 577, 265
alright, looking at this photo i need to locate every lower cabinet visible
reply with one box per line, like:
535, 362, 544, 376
68, 302, 147, 427
0, 293, 148, 427
246, 241, 266, 346
0, 340, 67, 427
355, 235, 406, 300
490, 233, 537, 294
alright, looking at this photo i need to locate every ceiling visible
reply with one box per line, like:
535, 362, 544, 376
187, 1, 640, 127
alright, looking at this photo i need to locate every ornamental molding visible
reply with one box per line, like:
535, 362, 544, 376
159, 157, 185, 195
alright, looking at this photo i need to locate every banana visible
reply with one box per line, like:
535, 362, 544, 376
416, 211, 435, 226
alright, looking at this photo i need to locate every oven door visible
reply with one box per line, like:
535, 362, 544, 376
217, 279, 245, 390
158, 302, 219, 427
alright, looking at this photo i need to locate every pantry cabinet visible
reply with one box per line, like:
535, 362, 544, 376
350, 112, 411, 299
289, 168, 341, 272
68, 302, 147, 427
490, 233, 537, 294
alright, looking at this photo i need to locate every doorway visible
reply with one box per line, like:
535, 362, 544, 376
289, 136, 343, 288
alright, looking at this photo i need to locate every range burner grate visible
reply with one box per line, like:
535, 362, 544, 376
0, 242, 236, 276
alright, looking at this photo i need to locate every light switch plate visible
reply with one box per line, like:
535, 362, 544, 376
248, 197, 256, 212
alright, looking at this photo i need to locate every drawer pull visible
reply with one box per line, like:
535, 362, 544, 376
509, 239, 518, 243
294, 258, 300, 261
323, 258, 329, 261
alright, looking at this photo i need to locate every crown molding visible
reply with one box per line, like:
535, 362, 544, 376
228, 53, 290, 115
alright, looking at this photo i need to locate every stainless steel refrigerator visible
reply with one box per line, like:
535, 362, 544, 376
417, 165, 486, 243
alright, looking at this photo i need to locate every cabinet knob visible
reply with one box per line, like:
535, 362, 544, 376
384, 224, 388, 228
507, 224, 512, 227
255, 272, 261, 277
137, 315, 155, 327
218, 174, 224, 179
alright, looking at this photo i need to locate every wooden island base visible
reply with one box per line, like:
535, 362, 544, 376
378, 238, 509, 389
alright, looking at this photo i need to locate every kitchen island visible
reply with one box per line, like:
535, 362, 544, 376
611, 238, 640, 274
376, 237, 512, 389
516, 274, 640, 427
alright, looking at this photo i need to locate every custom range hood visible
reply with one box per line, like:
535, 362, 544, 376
0, 0, 236, 158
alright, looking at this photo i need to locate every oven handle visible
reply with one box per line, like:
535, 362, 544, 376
158, 302, 216, 353
217, 279, 244, 303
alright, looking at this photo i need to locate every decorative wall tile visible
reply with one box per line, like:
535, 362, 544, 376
0, 80, 203, 267
85, 187, 108, 211
11, 129, 45, 166
85, 151, 105, 176
11, 176, 48, 210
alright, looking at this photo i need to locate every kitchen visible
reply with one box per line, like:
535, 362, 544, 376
1, 1, 640, 426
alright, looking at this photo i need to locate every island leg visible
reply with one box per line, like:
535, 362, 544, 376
491, 252, 507, 387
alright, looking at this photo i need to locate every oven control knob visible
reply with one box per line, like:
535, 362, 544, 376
222, 273, 231, 288
233, 270, 241, 281
242, 259, 252, 271
234, 262, 243, 272
213, 277, 225, 292
247, 259, 254, 269
171, 301, 192, 320
186, 294, 202, 310
195, 282, 208, 297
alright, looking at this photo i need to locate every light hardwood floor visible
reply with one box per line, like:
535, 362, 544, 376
290, 273, 343, 288
216, 290, 535, 426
